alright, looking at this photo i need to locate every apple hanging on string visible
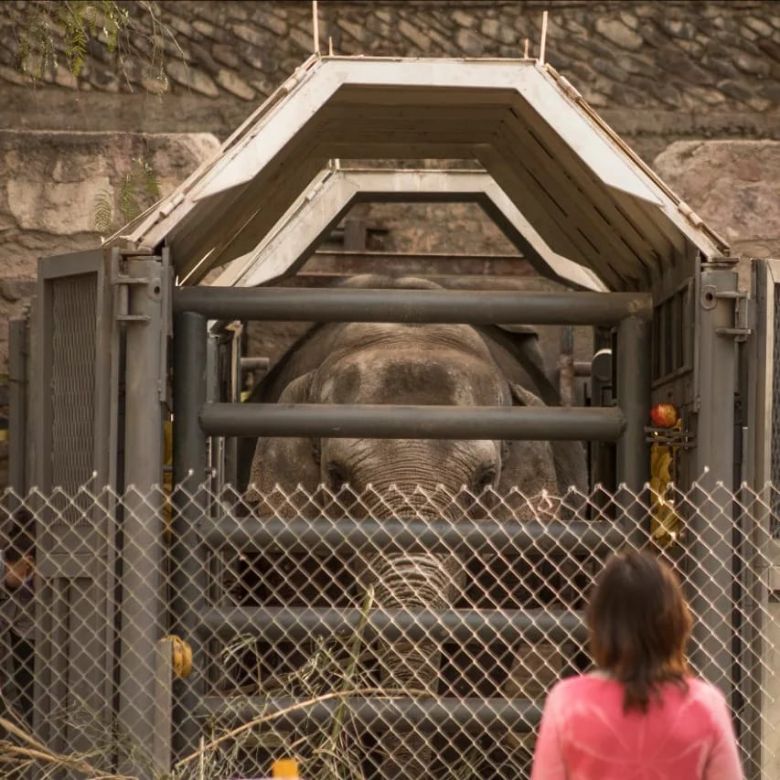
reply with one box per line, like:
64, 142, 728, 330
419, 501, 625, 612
650, 403, 679, 429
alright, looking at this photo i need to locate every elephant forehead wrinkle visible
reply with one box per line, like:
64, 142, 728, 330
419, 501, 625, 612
334, 322, 495, 360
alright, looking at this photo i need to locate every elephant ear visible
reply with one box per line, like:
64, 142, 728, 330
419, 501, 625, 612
245, 371, 320, 517
501, 384, 588, 497
497, 385, 559, 502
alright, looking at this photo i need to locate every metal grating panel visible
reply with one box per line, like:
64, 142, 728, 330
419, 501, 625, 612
50, 273, 98, 491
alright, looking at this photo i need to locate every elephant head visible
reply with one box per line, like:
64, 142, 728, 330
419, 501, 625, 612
247, 321, 561, 507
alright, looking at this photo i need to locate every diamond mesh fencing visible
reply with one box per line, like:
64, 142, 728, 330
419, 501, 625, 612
0, 481, 777, 779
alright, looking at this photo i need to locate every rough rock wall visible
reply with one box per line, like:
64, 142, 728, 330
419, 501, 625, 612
653, 140, 780, 290
653, 140, 780, 261
0, 129, 220, 364
0, 1, 778, 159
0, 130, 219, 276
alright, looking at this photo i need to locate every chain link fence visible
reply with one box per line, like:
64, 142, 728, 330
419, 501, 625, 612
0, 481, 777, 779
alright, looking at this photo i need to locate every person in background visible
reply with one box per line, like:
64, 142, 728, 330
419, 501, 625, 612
0, 511, 36, 725
531, 549, 744, 780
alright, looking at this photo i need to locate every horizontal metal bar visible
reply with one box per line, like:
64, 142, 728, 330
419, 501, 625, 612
200, 403, 625, 441
203, 516, 624, 555
573, 361, 591, 377
198, 696, 541, 732
174, 287, 651, 325
200, 606, 585, 644
240, 357, 270, 371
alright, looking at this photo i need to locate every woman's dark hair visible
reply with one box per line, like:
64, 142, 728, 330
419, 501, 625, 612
586, 549, 692, 713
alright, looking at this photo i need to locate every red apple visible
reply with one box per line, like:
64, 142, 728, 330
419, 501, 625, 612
650, 403, 679, 428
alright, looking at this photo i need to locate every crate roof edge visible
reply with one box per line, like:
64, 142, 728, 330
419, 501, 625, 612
109, 56, 728, 293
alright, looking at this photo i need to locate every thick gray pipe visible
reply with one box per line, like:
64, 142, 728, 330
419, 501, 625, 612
201, 606, 586, 644
171, 310, 208, 756
174, 286, 651, 326
119, 261, 166, 776
199, 695, 542, 732
204, 516, 626, 556
200, 402, 625, 441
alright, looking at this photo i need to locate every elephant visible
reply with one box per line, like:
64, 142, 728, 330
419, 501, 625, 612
235, 275, 587, 778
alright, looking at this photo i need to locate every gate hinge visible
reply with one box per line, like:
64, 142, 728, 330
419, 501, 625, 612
713, 289, 751, 342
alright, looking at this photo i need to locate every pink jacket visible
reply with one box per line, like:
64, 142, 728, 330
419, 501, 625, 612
531, 674, 744, 780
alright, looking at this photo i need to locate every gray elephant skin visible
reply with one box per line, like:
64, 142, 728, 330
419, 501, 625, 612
235, 276, 586, 778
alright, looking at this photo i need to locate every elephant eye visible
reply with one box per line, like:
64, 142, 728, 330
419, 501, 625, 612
325, 462, 348, 492
472, 467, 497, 495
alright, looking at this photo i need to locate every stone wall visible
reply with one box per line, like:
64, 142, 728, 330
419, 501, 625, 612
0, 130, 219, 276
1, 1, 778, 160
653, 139, 780, 290
0, 129, 219, 366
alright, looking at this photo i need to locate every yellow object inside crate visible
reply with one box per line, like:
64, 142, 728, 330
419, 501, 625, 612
649, 420, 683, 545
272, 759, 299, 778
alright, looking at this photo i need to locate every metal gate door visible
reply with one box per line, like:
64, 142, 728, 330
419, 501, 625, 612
31, 249, 118, 755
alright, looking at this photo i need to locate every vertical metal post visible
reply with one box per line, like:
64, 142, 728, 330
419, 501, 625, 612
153, 638, 174, 772
690, 264, 738, 696
616, 315, 651, 542
558, 325, 575, 407
590, 349, 614, 487
8, 318, 27, 504
172, 310, 208, 755
206, 331, 222, 492
119, 259, 166, 776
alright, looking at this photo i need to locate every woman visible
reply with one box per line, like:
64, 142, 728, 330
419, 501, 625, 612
531, 550, 743, 780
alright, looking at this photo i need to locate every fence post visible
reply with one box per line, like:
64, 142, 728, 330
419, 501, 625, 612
172, 310, 209, 756
119, 259, 166, 776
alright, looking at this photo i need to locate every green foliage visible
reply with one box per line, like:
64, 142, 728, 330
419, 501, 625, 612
93, 156, 161, 236
11, 1, 171, 90
93, 190, 115, 235
61, 2, 88, 76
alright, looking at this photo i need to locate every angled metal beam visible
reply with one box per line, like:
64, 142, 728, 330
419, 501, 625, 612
211, 167, 606, 292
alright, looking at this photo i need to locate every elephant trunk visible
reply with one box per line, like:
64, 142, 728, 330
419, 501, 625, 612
359, 488, 463, 779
